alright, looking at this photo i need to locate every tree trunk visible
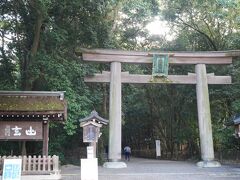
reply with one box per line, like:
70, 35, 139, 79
21, 1, 44, 155
21, 1, 43, 90
30, 9, 43, 56
102, 83, 108, 117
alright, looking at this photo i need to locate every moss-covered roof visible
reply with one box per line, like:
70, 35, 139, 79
0, 96, 66, 112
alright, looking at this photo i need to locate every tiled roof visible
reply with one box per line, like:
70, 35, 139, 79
0, 91, 67, 121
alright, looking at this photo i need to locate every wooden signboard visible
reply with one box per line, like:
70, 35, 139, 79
83, 125, 100, 143
0, 121, 43, 140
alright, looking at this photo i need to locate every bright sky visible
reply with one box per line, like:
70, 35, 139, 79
146, 18, 175, 41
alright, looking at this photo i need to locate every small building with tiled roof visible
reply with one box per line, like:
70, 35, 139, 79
0, 91, 67, 155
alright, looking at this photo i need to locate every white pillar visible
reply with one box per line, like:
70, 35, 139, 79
103, 62, 126, 168
196, 64, 220, 167
90, 142, 96, 158
109, 62, 122, 161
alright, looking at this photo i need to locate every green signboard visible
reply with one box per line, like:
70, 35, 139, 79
152, 54, 169, 77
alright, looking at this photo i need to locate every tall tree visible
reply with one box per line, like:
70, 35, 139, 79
161, 0, 240, 51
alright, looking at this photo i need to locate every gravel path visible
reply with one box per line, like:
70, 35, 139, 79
61, 158, 240, 180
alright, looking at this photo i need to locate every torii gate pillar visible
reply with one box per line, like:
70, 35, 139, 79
109, 62, 122, 161
196, 64, 220, 167
104, 62, 127, 168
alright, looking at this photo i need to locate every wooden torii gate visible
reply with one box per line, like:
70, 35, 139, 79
81, 49, 239, 168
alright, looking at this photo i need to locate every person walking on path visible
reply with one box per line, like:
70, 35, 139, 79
124, 145, 131, 161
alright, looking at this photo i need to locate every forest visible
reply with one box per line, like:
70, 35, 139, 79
1, 0, 240, 164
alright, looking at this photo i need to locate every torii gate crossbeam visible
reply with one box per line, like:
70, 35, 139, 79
80, 49, 240, 168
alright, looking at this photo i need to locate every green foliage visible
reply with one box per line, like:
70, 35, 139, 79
161, 0, 240, 50
1, 0, 240, 162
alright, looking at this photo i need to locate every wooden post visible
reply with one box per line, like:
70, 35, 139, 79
109, 62, 122, 162
21, 141, 27, 155
47, 155, 51, 171
22, 155, 27, 172
28, 155, 31, 171
196, 64, 220, 167
42, 120, 49, 156
43, 155, 46, 171
37, 155, 42, 171
33, 155, 36, 171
